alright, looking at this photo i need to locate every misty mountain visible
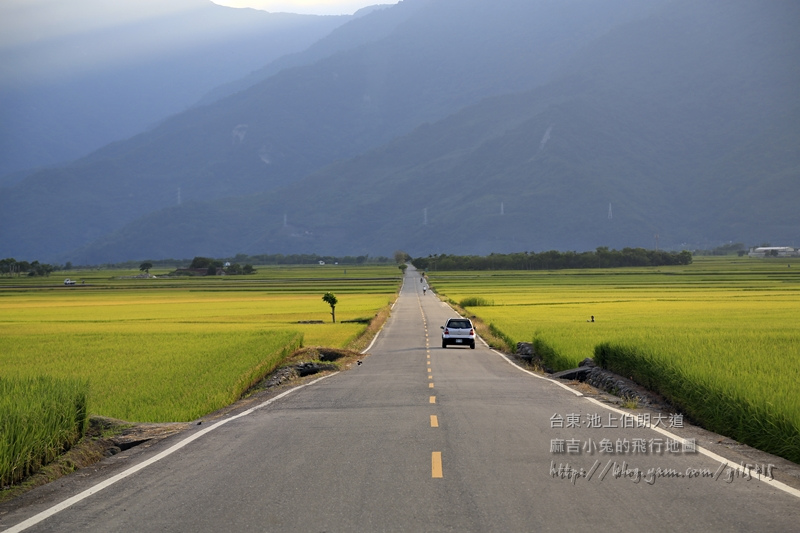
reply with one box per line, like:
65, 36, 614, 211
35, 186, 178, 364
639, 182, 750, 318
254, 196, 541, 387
5, 0, 799, 264
1, 0, 662, 262
66, 0, 800, 263
0, 0, 350, 178
196, 2, 422, 106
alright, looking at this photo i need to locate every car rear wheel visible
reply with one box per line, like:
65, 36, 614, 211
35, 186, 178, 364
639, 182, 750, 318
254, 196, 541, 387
470, 342, 475, 349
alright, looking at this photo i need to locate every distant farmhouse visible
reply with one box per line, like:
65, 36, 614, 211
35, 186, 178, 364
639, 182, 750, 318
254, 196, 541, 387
748, 247, 799, 258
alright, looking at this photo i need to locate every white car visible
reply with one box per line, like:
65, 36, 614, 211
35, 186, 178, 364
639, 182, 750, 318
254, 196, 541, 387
64, 279, 76, 285
441, 318, 476, 349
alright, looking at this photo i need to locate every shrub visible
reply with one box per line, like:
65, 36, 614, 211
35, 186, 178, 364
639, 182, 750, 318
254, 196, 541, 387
532, 337, 575, 371
459, 297, 494, 307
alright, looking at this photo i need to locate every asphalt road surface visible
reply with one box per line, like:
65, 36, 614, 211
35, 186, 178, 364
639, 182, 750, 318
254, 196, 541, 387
2, 268, 799, 532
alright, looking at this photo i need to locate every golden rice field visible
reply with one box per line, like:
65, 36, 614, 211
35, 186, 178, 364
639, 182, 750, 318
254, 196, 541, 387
428, 256, 800, 463
1, 376, 89, 488
1, 264, 400, 489
0, 265, 401, 422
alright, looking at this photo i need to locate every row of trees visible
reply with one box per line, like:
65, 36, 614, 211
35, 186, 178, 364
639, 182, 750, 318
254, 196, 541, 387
186, 257, 256, 275
63, 253, 397, 271
411, 248, 693, 271
224, 253, 390, 266
0, 258, 57, 277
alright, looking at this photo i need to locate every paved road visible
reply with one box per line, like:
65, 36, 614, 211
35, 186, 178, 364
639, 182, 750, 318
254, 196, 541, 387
3, 268, 800, 532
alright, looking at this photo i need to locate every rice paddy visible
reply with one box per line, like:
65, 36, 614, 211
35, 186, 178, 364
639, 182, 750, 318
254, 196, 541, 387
0, 264, 401, 486
428, 256, 800, 462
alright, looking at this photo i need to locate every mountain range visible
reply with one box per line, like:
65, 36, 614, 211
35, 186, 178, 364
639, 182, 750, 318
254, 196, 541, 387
2, 0, 798, 264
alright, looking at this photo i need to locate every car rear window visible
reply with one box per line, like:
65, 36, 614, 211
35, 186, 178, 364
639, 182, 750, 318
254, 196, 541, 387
448, 320, 471, 329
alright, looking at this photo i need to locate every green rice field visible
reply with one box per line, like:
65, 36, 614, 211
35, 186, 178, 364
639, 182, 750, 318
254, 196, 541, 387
1, 264, 400, 422
0, 376, 89, 487
428, 256, 800, 463
1, 264, 401, 487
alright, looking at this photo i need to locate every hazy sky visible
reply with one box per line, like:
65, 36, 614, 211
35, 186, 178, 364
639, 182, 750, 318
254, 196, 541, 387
0, 1, 400, 50
212, 1, 400, 15
0, 0, 204, 49
1, 0, 400, 83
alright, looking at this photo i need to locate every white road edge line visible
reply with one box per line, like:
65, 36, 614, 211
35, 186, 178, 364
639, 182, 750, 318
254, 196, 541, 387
362, 327, 383, 354
4, 373, 339, 533
492, 348, 800, 499
492, 348, 583, 396
582, 396, 800, 499
362, 274, 407, 354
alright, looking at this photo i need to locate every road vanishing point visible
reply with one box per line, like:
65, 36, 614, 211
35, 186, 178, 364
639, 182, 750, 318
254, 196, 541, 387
2, 267, 799, 532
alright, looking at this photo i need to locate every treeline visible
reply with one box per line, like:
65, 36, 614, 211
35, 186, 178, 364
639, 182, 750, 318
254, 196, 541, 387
233, 253, 391, 265
0, 258, 57, 277
411, 248, 692, 271
80, 253, 392, 270
182, 257, 256, 276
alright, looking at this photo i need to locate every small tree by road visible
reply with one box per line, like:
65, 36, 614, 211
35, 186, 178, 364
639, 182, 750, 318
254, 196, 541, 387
394, 250, 410, 264
139, 262, 153, 274
322, 292, 338, 323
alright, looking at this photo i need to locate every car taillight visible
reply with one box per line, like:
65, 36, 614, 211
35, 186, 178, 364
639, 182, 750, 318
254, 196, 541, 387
444, 329, 450, 334
470, 329, 474, 335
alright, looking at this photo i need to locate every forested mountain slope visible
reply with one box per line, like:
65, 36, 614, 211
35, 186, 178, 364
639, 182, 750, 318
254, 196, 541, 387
1, 0, 661, 261
6, 0, 798, 263
69, 0, 800, 262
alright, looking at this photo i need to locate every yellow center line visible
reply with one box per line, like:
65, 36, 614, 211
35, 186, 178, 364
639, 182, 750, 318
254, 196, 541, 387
432, 452, 443, 478
429, 396, 436, 403
427, 368, 432, 373
428, 375, 433, 380
430, 415, 439, 427
429, 382, 434, 388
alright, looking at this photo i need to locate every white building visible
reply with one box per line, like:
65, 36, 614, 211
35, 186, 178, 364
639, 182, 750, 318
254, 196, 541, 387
748, 247, 798, 258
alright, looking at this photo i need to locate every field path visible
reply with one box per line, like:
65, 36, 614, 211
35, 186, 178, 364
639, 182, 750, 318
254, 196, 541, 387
2, 267, 799, 532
